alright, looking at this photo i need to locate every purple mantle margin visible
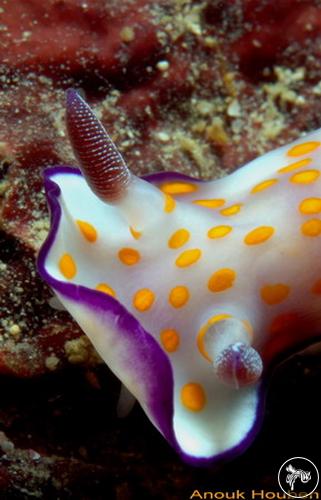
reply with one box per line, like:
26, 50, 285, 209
37, 165, 266, 467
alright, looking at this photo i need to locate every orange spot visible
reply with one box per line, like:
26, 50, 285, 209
168, 229, 190, 249
129, 226, 142, 239
197, 313, 232, 362
181, 383, 206, 412
260, 284, 290, 305
164, 194, 176, 213
290, 169, 320, 184
175, 249, 201, 267
76, 220, 97, 242
208, 268, 236, 292
311, 279, 321, 295
244, 226, 274, 245
208, 225, 232, 239
251, 179, 278, 194
220, 203, 242, 216
96, 283, 116, 297
118, 248, 141, 265
133, 288, 155, 312
169, 286, 189, 308
192, 198, 225, 209
59, 254, 77, 279
160, 182, 198, 195
287, 141, 320, 157
278, 158, 312, 174
301, 218, 321, 237
160, 329, 180, 352
299, 197, 321, 215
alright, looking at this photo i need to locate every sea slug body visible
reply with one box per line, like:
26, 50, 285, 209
38, 90, 321, 465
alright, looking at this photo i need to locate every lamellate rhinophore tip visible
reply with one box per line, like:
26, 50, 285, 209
66, 89, 131, 202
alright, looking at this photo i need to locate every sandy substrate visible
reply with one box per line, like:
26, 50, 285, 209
0, 1, 320, 497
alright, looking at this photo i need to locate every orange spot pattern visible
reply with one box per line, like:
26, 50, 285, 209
181, 383, 206, 412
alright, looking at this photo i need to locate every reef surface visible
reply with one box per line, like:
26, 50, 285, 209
0, 1, 321, 497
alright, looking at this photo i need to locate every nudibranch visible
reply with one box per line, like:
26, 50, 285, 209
38, 89, 321, 465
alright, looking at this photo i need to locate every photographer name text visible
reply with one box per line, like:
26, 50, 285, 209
190, 490, 319, 500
